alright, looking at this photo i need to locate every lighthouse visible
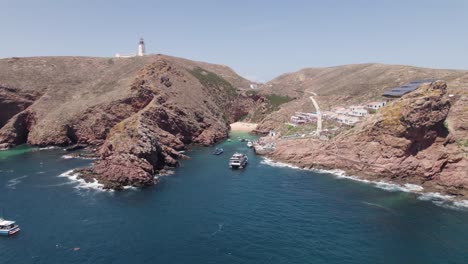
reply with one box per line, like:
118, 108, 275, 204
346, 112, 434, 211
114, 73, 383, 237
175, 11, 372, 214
138, 38, 146, 56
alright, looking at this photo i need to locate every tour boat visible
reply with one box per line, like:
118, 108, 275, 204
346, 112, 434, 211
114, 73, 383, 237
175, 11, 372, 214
0, 219, 20, 236
212, 148, 224, 155
229, 153, 248, 169
247, 141, 253, 148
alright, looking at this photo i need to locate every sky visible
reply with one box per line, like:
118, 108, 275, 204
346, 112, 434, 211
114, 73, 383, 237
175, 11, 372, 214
1, 0, 467, 82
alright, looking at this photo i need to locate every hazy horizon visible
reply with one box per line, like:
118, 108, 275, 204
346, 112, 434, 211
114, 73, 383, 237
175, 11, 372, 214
2, 0, 467, 82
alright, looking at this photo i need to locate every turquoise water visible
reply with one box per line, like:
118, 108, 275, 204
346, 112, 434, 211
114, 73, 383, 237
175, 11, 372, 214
1, 135, 468, 264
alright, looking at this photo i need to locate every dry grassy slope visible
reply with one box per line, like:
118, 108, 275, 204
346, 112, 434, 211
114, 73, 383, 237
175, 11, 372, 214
0, 55, 254, 146
257, 63, 468, 131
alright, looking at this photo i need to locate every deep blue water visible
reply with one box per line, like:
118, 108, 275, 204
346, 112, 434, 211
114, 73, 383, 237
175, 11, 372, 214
1, 133, 468, 264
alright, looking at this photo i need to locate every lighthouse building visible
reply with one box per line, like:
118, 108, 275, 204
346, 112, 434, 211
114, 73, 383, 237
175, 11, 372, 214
115, 38, 146, 58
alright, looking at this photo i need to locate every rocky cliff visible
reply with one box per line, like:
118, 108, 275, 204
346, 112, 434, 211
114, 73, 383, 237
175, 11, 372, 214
0, 55, 263, 189
270, 81, 468, 197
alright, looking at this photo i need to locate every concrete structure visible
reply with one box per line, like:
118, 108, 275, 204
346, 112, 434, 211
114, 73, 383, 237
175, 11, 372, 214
337, 115, 360, 126
366, 101, 387, 110
349, 106, 368, 117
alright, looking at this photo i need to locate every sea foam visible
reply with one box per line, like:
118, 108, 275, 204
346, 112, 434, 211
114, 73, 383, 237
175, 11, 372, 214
261, 157, 468, 210
58, 169, 105, 191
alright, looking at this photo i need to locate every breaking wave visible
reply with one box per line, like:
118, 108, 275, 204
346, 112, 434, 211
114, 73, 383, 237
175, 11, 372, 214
261, 157, 468, 210
58, 169, 105, 191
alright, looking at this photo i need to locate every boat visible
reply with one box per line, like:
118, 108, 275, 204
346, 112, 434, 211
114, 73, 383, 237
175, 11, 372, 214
0, 219, 20, 236
229, 153, 248, 169
212, 148, 224, 155
247, 141, 253, 148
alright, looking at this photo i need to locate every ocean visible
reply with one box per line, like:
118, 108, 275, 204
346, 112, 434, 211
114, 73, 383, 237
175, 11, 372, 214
1, 132, 467, 264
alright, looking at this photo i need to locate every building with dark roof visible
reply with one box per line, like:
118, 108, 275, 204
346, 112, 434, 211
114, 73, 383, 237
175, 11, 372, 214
383, 79, 437, 97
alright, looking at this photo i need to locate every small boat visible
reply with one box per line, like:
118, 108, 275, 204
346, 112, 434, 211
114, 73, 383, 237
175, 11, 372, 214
229, 153, 248, 169
0, 218, 20, 236
212, 148, 224, 155
247, 141, 253, 148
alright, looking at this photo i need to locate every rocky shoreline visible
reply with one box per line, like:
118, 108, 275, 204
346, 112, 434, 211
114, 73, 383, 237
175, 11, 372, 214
0, 55, 271, 190
265, 81, 468, 198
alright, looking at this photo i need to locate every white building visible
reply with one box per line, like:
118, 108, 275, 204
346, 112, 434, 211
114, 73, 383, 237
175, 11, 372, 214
116, 38, 146, 58
291, 116, 306, 125
350, 108, 368, 117
138, 38, 146, 56
366, 101, 387, 110
337, 115, 360, 126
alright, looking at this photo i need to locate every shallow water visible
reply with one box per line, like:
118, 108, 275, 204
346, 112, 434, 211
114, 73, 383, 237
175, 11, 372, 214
1, 134, 468, 264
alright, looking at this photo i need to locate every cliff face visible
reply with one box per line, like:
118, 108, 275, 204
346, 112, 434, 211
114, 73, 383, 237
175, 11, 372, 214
0, 55, 262, 189
271, 81, 468, 197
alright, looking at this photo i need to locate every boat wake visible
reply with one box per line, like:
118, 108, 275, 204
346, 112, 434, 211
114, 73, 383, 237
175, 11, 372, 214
6, 175, 28, 189
261, 157, 468, 210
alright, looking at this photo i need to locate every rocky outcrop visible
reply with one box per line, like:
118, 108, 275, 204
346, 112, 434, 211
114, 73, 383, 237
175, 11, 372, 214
270, 81, 468, 197
0, 55, 261, 189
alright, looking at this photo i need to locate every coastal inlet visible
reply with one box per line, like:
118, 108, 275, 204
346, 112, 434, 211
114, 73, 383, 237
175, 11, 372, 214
1, 134, 468, 263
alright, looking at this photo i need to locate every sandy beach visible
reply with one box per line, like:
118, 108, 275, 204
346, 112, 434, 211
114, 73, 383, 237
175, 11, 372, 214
230, 122, 258, 132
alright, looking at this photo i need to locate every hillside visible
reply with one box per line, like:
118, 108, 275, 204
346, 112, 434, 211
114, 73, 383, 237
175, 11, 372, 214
0, 55, 264, 189
257, 63, 468, 132
270, 81, 468, 197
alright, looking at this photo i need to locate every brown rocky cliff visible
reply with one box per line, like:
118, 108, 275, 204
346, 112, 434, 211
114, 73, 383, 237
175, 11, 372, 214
0, 55, 261, 189
271, 81, 468, 197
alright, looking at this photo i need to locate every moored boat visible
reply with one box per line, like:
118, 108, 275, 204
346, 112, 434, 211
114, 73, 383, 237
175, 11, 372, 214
0, 219, 20, 236
212, 148, 224, 155
247, 141, 253, 148
229, 153, 248, 169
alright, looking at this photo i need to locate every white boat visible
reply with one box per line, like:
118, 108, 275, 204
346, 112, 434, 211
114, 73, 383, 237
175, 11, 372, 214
229, 153, 248, 169
247, 141, 253, 148
0, 219, 20, 236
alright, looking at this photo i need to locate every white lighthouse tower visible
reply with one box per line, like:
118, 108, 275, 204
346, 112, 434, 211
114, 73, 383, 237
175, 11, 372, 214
138, 38, 146, 56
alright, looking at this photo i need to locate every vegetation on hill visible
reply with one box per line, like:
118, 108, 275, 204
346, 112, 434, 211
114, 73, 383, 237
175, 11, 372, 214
188, 67, 237, 97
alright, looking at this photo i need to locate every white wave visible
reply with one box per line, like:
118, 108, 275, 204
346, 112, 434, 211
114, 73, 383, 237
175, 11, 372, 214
159, 170, 175, 176
260, 157, 302, 170
417, 193, 468, 210
39, 146, 58, 150
6, 175, 28, 189
58, 169, 105, 191
61, 154, 97, 160
261, 157, 468, 211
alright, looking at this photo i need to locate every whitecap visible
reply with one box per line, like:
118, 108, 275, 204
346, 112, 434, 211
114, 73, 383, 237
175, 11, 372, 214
260, 157, 301, 170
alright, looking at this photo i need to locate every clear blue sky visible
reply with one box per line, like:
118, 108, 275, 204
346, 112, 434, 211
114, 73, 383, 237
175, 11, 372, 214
2, 0, 467, 81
